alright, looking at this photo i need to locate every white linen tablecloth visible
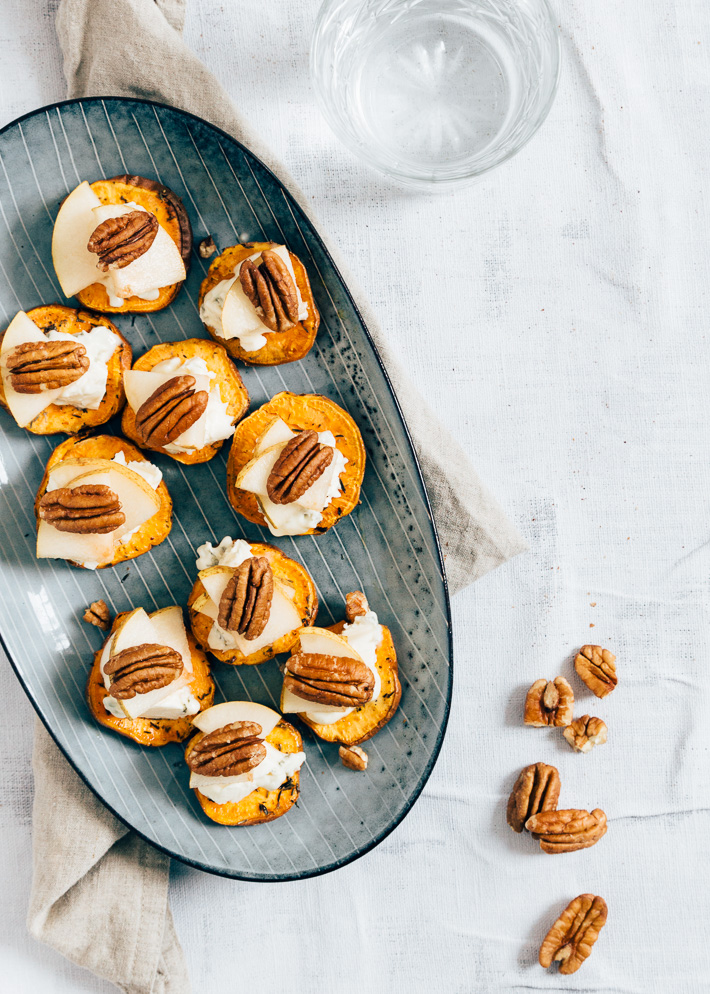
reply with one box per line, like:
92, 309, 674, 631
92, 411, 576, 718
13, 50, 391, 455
2, 1, 709, 992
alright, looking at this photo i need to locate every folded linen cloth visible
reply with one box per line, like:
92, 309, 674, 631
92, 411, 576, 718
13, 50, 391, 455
25, 2, 528, 992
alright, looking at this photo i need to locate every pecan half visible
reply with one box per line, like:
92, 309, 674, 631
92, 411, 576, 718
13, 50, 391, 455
87, 210, 159, 271
218, 557, 273, 640
506, 762, 561, 833
266, 430, 333, 505
83, 599, 112, 630
4, 340, 89, 394
524, 677, 574, 727
539, 894, 608, 974
186, 721, 266, 777
135, 375, 209, 447
575, 645, 617, 698
239, 250, 299, 332
38, 484, 125, 534
284, 651, 375, 708
345, 591, 369, 622
563, 715, 607, 753
104, 642, 183, 699
526, 808, 607, 854
339, 744, 368, 771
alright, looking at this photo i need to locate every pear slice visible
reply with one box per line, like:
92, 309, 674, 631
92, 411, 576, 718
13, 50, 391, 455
51, 181, 104, 297
45, 456, 113, 490
234, 441, 284, 497
0, 312, 63, 426
221, 274, 265, 342
91, 204, 186, 299
107, 607, 189, 718
255, 417, 295, 454
192, 700, 281, 738
198, 564, 303, 655
149, 605, 192, 674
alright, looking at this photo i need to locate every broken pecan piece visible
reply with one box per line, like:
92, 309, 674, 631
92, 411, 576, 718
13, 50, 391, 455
135, 375, 209, 447
104, 642, 183, 699
539, 894, 608, 974
284, 651, 375, 708
186, 721, 266, 777
38, 484, 125, 534
4, 340, 89, 394
524, 677, 574, 727
266, 430, 333, 504
506, 762, 561, 833
218, 557, 273, 640
339, 744, 368, 771
83, 599, 112, 630
239, 249, 300, 332
575, 645, 617, 698
563, 715, 607, 753
526, 808, 607, 854
345, 590, 369, 622
87, 210, 159, 271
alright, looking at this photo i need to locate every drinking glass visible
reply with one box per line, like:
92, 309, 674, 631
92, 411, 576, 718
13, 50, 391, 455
311, 0, 561, 188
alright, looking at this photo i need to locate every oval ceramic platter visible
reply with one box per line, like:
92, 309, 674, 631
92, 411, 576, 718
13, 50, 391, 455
0, 98, 451, 880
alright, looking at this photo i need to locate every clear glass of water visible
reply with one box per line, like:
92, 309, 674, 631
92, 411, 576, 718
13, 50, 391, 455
311, 0, 560, 188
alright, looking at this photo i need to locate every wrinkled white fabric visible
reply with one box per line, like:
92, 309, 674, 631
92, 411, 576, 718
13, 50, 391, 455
2, 0, 710, 992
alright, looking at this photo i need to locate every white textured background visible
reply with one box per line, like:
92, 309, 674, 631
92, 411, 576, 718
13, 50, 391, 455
2, 1, 710, 992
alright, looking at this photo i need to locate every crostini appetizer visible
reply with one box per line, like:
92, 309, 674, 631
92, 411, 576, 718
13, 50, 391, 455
185, 701, 304, 826
281, 592, 401, 746
0, 306, 130, 434
86, 606, 214, 746
188, 536, 318, 666
52, 176, 191, 313
36, 435, 172, 569
121, 338, 249, 464
198, 241, 319, 365
226, 392, 365, 536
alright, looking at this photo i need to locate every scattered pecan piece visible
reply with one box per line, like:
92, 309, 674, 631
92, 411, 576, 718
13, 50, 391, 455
284, 651, 375, 708
198, 236, 217, 258
506, 762, 561, 833
38, 484, 125, 534
524, 677, 574, 727
526, 808, 607, 854
83, 599, 112, 630
87, 210, 159, 271
266, 430, 333, 505
135, 374, 209, 447
4, 340, 89, 394
539, 894, 608, 974
339, 744, 368, 771
563, 715, 607, 753
104, 642, 183, 699
239, 250, 300, 332
575, 645, 617, 698
218, 557, 273, 640
186, 721, 266, 777
345, 591, 369, 622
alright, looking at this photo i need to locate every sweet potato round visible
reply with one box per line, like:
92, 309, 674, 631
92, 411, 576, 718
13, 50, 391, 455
187, 541, 318, 665
198, 242, 319, 365
226, 392, 365, 534
0, 305, 131, 434
76, 175, 191, 314
121, 337, 249, 464
187, 720, 302, 825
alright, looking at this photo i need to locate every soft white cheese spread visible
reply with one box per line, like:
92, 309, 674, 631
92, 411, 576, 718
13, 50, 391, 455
195, 536, 253, 570
111, 450, 163, 490
42, 326, 119, 409
190, 740, 305, 804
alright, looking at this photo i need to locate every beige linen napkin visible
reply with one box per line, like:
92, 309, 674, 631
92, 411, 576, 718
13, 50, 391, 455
26, 2, 527, 992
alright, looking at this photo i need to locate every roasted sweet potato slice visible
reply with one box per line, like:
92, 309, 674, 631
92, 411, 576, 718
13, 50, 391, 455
290, 620, 401, 746
121, 338, 249, 464
226, 392, 365, 533
187, 720, 302, 825
36, 434, 172, 568
187, 541, 318, 665
86, 612, 214, 747
0, 305, 131, 434
76, 175, 191, 313
198, 242, 319, 365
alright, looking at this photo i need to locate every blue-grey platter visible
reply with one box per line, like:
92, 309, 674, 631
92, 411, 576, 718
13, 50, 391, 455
0, 97, 451, 880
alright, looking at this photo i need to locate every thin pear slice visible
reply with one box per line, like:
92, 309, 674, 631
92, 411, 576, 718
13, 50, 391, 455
234, 441, 285, 497
149, 605, 192, 674
0, 312, 63, 426
192, 700, 281, 738
221, 274, 264, 341
91, 204, 186, 299
254, 416, 294, 453
51, 181, 104, 297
